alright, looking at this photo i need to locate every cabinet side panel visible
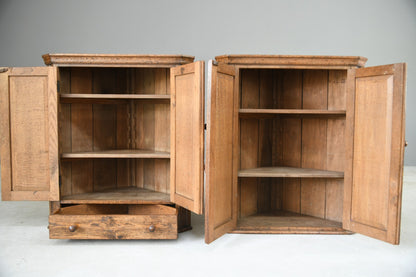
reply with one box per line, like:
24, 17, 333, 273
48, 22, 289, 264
154, 69, 170, 193
239, 70, 259, 217
301, 70, 328, 218
58, 68, 72, 197
326, 70, 347, 222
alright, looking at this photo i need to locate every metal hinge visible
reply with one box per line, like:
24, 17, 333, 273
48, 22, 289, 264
204, 123, 207, 130
59, 175, 62, 187
57, 81, 60, 93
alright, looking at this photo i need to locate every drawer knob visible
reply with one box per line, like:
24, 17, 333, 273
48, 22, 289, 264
405, 141, 408, 147
68, 225, 77, 232
149, 225, 156, 232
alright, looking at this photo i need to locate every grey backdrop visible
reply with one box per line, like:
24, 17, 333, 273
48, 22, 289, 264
0, 0, 415, 164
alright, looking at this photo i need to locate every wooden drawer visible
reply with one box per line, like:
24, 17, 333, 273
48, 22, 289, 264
49, 204, 178, 239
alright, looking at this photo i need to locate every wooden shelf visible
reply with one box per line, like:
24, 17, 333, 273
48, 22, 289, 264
238, 166, 344, 178
62, 149, 170, 159
239, 109, 346, 118
232, 211, 347, 234
60, 187, 171, 205
60, 93, 170, 103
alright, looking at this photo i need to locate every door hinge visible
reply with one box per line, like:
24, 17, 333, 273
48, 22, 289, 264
57, 81, 60, 93
204, 123, 207, 130
59, 175, 62, 187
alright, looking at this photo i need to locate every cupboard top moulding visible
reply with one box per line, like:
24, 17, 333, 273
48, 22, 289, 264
215, 55, 368, 69
42, 54, 195, 68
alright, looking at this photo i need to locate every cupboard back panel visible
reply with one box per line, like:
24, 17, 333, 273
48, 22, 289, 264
238, 69, 347, 222
58, 68, 170, 197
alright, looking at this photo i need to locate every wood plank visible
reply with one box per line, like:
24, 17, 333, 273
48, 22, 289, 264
239, 108, 345, 117
301, 70, 328, 218
58, 68, 72, 197
154, 68, 170, 194
326, 70, 347, 222
62, 149, 170, 159
49, 212, 177, 239
60, 187, 170, 204
70, 68, 93, 195
238, 167, 343, 178
240, 69, 260, 217
60, 93, 170, 100
116, 103, 130, 188
257, 70, 274, 213
142, 69, 156, 192
43, 53, 194, 67
170, 61, 205, 214
215, 55, 367, 69
234, 211, 346, 234
278, 70, 303, 214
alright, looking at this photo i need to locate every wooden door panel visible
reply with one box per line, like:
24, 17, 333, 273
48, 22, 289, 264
344, 63, 406, 244
0, 67, 59, 201
170, 61, 204, 214
205, 61, 238, 243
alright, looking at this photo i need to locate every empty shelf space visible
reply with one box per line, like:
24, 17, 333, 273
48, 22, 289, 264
239, 109, 346, 118
60, 187, 171, 205
238, 167, 344, 178
233, 211, 347, 234
60, 93, 170, 103
62, 149, 170, 159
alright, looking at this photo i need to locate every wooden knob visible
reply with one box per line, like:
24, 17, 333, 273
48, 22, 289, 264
149, 225, 156, 232
405, 141, 408, 147
68, 225, 77, 232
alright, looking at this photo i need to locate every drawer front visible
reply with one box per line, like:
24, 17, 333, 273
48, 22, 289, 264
49, 213, 177, 239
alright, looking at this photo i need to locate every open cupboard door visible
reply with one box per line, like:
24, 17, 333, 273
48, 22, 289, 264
205, 61, 238, 243
170, 61, 205, 214
343, 63, 406, 244
0, 67, 59, 201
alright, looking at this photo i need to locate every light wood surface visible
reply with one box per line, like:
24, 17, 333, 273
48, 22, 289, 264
239, 108, 345, 117
0, 67, 59, 201
61, 149, 170, 159
343, 63, 406, 244
60, 187, 170, 204
43, 53, 194, 67
49, 204, 177, 239
238, 167, 344, 178
60, 93, 170, 103
170, 61, 204, 215
233, 211, 346, 234
205, 61, 238, 243
216, 55, 367, 69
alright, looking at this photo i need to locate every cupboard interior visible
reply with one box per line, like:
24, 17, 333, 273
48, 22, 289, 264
58, 67, 171, 203
237, 68, 347, 233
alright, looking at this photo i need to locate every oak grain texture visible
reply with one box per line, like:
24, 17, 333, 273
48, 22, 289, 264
205, 61, 238, 243
49, 204, 177, 239
0, 67, 58, 201
170, 61, 204, 214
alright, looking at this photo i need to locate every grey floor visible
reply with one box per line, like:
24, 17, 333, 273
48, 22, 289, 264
1, 168, 415, 277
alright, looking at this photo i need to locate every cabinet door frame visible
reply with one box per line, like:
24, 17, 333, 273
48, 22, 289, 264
343, 63, 406, 244
205, 61, 239, 243
0, 67, 59, 201
170, 61, 205, 214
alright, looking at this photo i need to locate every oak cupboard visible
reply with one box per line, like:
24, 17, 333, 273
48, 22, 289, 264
0, 54, 406, 245
0, 54, 205, 239
205, 55, 406, 245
